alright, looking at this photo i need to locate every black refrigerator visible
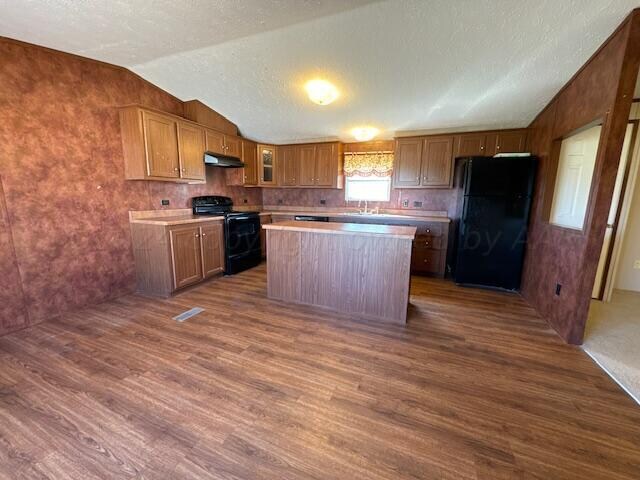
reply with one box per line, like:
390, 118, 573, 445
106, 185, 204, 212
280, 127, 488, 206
453, 156, 536, 291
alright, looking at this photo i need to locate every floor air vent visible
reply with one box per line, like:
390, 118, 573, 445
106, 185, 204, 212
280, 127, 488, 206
173, 307, 204, 322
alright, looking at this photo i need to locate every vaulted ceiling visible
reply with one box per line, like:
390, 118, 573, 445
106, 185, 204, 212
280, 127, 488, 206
1, 0, 639, 143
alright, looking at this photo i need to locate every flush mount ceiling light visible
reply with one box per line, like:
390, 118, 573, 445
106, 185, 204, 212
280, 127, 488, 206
352, 126, 380, 142
304, 79, 339, 105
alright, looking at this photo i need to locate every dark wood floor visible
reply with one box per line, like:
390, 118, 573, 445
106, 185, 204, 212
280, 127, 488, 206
1, 264, 639, 479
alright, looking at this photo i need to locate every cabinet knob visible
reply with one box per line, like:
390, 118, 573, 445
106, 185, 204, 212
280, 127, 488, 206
202, 233, 206, 236
480, 146, 484, 150
174, 167, 179, 172
182, 168, 186, 172
423, 259, 428, 263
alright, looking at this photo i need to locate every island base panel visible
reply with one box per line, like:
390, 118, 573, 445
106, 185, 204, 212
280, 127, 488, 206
266, 229, 412, 323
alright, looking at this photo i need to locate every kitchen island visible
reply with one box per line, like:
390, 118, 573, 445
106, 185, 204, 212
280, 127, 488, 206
263, 221, 417, 323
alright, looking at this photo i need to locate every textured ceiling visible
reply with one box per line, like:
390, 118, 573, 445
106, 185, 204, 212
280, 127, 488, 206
1, 0, 639, 143
0, 0, 377, 64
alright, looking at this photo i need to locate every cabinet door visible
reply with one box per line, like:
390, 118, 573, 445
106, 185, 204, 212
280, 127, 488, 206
456, 134, 486, 157
297, 144, 317, 186
242, 140, 258, 185
393, 138, 422, 187
496, 131, 528, 154
421, 137, 453, 187
177, 122, 205, 181
204, 129, 225, 155
170, 227, 203, 290
411, 248, 442, 274
142, 111, 179, 178
484, 133, 498, 156
224, 135, 242, 158
257, 144, 277, 185
279, 145, 298, 186
200, 224, 224, 278
315, 143, 336, 186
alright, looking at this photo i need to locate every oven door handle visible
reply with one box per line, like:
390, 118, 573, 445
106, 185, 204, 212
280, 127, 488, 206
228, 215, 254, 222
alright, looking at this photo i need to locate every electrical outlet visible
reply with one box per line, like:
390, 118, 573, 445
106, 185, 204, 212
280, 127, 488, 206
243, 199, 248, 204
634, 260, 640, 269
161, 199, 170, 206
402, 199, 409, 208
320, 199, 326, 205
555, 283, 562, 296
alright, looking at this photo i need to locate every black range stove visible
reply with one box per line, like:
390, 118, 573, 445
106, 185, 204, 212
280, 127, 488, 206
192, 196, 261, 275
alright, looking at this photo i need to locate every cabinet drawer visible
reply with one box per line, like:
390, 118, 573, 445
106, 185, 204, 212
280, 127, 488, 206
411, 249, 442, 274
413, 234, 443, 250
416, 223, 443, 236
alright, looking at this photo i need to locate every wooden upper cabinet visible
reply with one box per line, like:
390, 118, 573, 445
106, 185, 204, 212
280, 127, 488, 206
142, 111, 180, 178
279, 145, 298, 186
177, 122, 205, 181
205, 128, 241, 158
225, 139, 258, 186
121, 106, 207, 183
393, 138, 422, 187
225, 135, 242, 158
170, 226, 203, 289
455, 133, 486, 158
421, 136, 453, 187
258, 144, 277, 186
315, 143, 336, 186
297, 144, 317, 186
204, 129, 225, 155
200, 223, 224, 278
496, 130, 528, 153
242, 140, 258, 185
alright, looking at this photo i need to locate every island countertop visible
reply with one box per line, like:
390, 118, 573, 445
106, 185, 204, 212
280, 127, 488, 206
262, 220, 417, 240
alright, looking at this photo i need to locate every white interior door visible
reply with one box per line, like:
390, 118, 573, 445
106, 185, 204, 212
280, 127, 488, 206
550, 125, 602, 230
593, 122, 635, 299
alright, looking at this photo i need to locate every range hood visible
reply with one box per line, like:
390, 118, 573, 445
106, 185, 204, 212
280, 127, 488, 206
204, 152, 243, 168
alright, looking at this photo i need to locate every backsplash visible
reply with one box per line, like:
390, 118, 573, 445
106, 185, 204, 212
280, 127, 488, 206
261, 187, 458, 217
148, 168, 262, 209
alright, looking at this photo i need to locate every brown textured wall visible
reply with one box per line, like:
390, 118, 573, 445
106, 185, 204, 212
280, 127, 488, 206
262, 187, 458, 216
521, 11, 640, 344
0, 38, 261, 334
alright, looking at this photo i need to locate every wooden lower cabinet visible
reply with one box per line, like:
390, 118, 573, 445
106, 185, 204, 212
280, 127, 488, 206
200, 223, 224, 278
260, 215, 272, 259
170, 227, 204, 289
131, 220, 225, 297
410, 221, 448, 277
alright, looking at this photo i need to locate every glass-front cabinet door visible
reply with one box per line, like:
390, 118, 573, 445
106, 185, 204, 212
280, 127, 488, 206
257, 144, 277, 186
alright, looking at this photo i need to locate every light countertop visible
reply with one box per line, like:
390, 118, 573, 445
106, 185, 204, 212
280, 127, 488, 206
264, 211, 450, 223
130, 215, 224, 226
262, 220, 417, 240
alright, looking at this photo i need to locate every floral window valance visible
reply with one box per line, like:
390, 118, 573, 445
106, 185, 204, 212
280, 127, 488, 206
344, 152, 394, 177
